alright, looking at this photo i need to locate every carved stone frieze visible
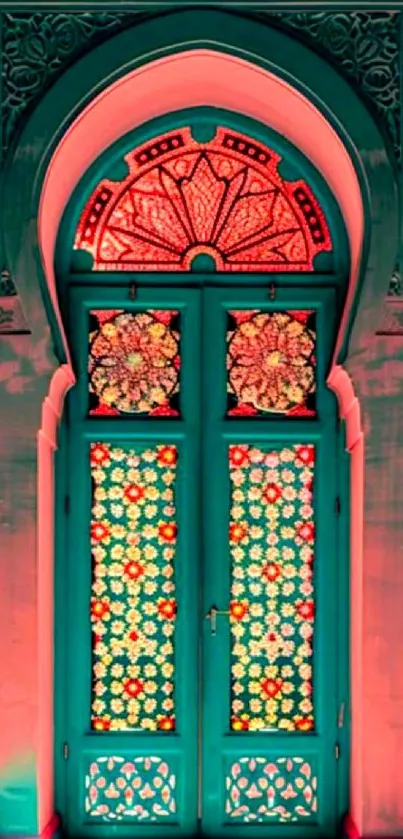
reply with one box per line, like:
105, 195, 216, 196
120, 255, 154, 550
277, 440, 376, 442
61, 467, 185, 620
262, 10, 400, 162
1, 10, 401, 164
1, 11, 147, 153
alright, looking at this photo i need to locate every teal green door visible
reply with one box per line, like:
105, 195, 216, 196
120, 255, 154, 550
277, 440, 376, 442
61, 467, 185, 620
59, 282, 346, 837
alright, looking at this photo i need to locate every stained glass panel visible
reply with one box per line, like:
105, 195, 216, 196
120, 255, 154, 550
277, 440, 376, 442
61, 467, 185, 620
90, 442, 178, 731
85, 755, 177, 821
225, 756, 318, 823
75, 127, 332, 272
229, 444, 315, 732
89, 310, 180, 416
227, 310, 316, 417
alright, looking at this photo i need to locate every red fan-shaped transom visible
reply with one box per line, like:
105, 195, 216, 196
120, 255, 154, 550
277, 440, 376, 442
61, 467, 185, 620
75, 127, 332, 272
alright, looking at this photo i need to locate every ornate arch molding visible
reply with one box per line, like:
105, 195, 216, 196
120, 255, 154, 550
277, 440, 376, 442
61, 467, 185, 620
1, 10, 397, 838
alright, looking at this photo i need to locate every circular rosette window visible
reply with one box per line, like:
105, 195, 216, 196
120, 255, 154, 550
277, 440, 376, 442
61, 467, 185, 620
88, 309, 181, 416
226, 310, 316, 417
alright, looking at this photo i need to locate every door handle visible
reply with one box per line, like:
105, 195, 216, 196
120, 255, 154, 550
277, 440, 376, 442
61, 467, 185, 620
205, 604, 230, 636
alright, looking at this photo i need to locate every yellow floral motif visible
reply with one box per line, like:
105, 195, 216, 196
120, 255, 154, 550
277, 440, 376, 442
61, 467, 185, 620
90, 442, 178, 732
229, 444, 315, 732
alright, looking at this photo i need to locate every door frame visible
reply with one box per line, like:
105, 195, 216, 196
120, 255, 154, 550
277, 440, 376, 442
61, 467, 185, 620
54, 280, 350, 835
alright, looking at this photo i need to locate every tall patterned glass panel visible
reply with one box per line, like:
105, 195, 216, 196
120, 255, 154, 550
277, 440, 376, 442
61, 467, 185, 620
90, 442, 178, 731
229, 444, 315, 732
226, 310, 316, 417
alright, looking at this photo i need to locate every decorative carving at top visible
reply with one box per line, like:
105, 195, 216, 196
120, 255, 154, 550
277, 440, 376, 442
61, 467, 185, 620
1, 11, 401, 163
261, 11, 401, 162
1, 11, 147, 154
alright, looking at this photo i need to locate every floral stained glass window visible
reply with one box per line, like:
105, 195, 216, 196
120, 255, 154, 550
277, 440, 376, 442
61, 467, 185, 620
90, 442, 178, 732
75, 127, 332, 272
89, 310, 180, 416
227, 310, 316, 417
229, 444, 315, 732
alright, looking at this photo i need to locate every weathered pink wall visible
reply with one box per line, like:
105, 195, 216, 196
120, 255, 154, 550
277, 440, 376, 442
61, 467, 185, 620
347, 336, 403, 836
0, 324, 55, 834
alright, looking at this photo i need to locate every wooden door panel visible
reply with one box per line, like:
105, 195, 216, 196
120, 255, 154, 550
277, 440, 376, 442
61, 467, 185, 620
201, 288, 339, 837
63, 287, 201, 836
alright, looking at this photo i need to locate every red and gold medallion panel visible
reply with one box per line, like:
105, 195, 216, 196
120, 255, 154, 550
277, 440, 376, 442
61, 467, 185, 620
88, 309, 181, 417
90, 442, 178, 732
75, 127, 331, 272
227, 310, 316, 417
229, 443, 315, 733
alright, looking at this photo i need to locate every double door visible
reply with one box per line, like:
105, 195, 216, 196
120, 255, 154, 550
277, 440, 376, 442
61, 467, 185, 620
58, 283, 346, 837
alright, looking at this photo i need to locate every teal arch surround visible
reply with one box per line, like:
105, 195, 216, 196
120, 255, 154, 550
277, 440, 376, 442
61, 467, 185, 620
0, 9, 398, 839
2, 9, 398, 367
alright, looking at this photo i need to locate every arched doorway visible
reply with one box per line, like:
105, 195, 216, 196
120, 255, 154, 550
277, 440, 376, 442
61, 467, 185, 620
55, 110, 350, 837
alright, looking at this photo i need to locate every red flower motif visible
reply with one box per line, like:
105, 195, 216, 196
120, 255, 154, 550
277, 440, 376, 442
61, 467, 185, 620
158, 523, 177, 542
228, 404, 258, 416
150, 404, 180, 417
295, 445, 315, 466
295, 717, 314, 732
287, 406, 316, 417
297, 522, 315, 542
297, 600, 315, 620
291, 311, 311, 324
157, 446, 178, 466
92, 717, 111, 731
153, 310, 178, 325
90, 444, 110, 465
91, 599, 110, 619
124, 484, 144, 503
123, 678, 144, 698
231, 716, 250, 731
229, 522, 247, 543
128, 629, 139, 642
158, 716, 176, 731
123, 561, 145, 580
262, 563, 281, 582
158, 599, 177, 620
91, 522, 110, 542
261, 677, 283, 698
230, 602, 248, 620
264, 483, 282, 504
267, 632, 277, 642
229, 446, 250, 467
90, 404, 120, 416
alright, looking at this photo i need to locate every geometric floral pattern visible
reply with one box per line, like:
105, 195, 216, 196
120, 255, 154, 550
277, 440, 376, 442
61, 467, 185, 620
225, 757, 318, 822
229, 444, 315, 732
90, 442, 178, 731
75, 127, 332, 272
85, 755, 177, 821
88, 309, 180, 416
227, 310, 316, 416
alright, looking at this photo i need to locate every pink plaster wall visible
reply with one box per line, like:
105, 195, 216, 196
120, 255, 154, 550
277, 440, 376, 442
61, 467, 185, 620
0, 327, 55, 833
346, 339, 403, 835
